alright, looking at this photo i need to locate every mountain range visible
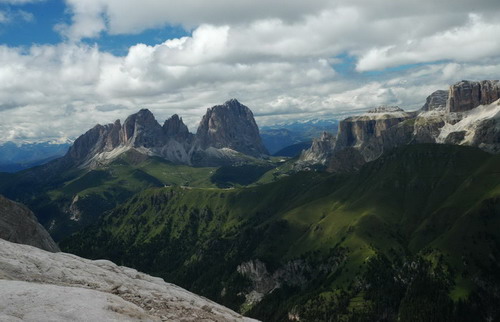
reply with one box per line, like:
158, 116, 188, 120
65, 98, 268, 169
297, 80, 500, 171
0, 80, 499, 321
0, 141, 70, 172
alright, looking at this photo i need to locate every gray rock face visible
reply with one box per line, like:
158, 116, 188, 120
163, 114, 193, 142
0, 195, 59, 252
470, 118, 500, 154
121, 109, 165, 148
334, 109, 414, 151
421, 90, 448, 111
297, 80, 500, 172
64, 100, 268, 168
66, 120, 121, 162
236, 254, 346, 308
0, 238, 256, 322
413, 115, 445, 143
359, 120, 416, 162
298, 132, 336, 166
195, 99, 268, 157
447, 80, 500, 112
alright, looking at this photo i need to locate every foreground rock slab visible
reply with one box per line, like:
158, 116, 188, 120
0, 238, 257, 322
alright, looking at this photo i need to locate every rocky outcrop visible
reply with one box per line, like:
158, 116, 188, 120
421, 90, 448, 111
298, 132, 336, 166
0, 195, 59, 252
447, 80, 500, 112
195, 99, 268, 158
0, 238, 256, 322
236, 253, 346, 308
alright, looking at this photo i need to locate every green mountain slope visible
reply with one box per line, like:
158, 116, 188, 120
0, 151, 217, 240
61, 144, 500, 321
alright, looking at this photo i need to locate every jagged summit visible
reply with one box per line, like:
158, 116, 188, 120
195, 99, 268, 158
121, 108, 164, 148
62, 100, 268, 168
162, 114, 191, 140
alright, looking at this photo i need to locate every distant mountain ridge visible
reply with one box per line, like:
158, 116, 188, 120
65, 99, 267, 168
298, 80, 500, 170
0, 141, 70, 172
260, 119, 338, 154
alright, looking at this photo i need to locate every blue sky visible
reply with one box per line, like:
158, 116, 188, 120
0, 0, 499, 143
0, 0, 190, 54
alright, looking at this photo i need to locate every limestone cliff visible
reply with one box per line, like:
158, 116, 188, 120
447, 80, 500, 112
298, 80, 500, 172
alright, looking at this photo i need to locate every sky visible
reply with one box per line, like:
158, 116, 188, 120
0, 0, 499, 143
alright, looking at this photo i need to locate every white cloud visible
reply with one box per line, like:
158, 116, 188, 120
60, 0, 332, 40
0, 9, 35, 24
356, 14, 500, 71
1, 0, 500, 142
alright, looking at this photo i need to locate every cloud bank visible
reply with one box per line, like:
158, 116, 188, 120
0, 0, 499, 142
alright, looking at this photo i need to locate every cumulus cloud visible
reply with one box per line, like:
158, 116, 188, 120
1, 0, 500, 142
356, 14, 500, 71
60, 0, 331, 40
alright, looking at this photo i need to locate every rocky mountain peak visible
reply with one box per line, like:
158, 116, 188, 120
66, 122, 120, 162
121, 108, 165, 147
447, 80, 500, 113
163, 114, 191, 141
195, 99, 268, 157
421, 90, 449, 111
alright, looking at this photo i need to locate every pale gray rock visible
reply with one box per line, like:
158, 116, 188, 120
0, 195, 59, 252
0, 238, 257, 322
